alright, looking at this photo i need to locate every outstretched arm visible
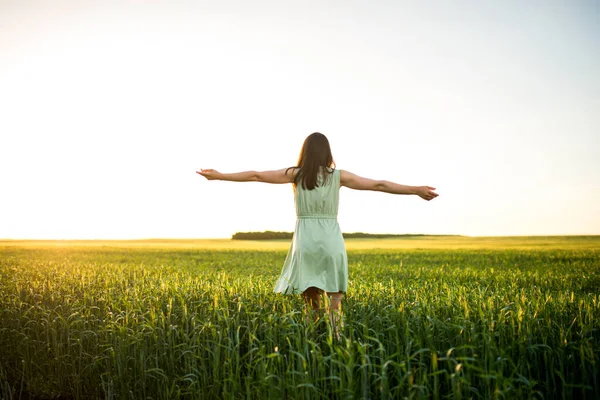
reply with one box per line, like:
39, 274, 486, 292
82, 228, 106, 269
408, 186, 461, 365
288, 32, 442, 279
196, 168, 296, 184
340, 170, 438, 201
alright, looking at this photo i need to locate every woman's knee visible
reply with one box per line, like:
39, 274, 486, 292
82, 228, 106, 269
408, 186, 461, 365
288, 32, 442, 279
303, 286, 322, 297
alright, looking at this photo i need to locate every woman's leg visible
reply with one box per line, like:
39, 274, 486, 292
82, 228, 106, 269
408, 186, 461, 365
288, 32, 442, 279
326, 292, 344, 339
302, 286, 322, 323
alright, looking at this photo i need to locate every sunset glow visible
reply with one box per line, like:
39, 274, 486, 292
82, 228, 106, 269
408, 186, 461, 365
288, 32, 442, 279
1, 1, 598, 239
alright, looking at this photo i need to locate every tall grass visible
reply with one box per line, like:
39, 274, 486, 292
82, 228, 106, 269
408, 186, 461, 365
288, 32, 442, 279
0, 245, 598, 399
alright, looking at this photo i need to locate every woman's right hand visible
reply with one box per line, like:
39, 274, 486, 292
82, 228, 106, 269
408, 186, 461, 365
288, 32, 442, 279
416, 186, 439, 201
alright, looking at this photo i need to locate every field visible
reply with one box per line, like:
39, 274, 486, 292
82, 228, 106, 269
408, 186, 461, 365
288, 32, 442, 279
0, 236, 599, 399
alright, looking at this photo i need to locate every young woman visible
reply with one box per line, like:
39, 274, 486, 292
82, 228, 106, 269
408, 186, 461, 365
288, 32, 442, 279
197, 132, 438, 337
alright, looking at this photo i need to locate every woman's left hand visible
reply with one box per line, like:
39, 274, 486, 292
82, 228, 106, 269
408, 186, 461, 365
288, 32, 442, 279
196, 169, 221, 180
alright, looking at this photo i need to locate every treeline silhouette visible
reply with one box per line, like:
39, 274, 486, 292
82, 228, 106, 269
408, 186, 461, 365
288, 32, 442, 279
232, 231, 293, 240
231, 231, 457, 240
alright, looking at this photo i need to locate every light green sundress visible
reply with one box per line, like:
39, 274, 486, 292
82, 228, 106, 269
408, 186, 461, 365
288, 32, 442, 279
274, 168, 348, 295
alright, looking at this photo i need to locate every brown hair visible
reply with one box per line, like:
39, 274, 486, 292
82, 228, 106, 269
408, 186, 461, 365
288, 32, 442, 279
287, 132, 336, 190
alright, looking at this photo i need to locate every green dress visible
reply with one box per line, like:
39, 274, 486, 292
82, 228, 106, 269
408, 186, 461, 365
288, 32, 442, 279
274, 168, 348, 295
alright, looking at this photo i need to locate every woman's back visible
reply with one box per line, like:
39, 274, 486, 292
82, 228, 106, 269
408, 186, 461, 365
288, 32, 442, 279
295, 168, 340, 218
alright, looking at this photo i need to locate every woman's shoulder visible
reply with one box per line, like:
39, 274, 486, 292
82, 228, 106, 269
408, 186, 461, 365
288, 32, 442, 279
285, 166, 300, 175
321, 166, 337, 173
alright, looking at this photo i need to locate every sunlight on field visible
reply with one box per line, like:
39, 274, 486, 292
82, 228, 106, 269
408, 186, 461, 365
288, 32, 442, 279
1, 241, 598, 398
2, 235, 599, 251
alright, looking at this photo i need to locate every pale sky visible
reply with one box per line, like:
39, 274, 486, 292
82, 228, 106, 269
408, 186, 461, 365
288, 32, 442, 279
1, 0, 598, 239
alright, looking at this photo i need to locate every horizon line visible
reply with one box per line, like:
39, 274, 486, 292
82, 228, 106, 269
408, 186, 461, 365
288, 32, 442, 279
2, 234, 600, 242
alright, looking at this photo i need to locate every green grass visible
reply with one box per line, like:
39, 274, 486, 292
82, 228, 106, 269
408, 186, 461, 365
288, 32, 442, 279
0, 238, 599, 399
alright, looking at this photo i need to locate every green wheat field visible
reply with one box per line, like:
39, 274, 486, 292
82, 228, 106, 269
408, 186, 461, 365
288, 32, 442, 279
1, 236, 599, 399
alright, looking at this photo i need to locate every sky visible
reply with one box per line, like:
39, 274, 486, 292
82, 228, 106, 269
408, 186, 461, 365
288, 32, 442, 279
0, 0, 598, 239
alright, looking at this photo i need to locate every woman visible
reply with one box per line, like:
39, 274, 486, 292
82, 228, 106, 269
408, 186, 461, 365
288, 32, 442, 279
197, 132, 438, 337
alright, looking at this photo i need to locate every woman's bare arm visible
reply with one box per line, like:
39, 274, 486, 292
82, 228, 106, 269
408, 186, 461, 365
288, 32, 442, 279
196, 168, 296, 184
340, 170, 438, 201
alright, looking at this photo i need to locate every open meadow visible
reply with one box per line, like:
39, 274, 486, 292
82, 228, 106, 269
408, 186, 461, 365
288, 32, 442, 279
0, 236, 599, 399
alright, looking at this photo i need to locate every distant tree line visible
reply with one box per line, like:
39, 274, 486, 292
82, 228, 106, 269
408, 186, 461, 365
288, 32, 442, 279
232, 231, 293, 240
231, 231, 459, 240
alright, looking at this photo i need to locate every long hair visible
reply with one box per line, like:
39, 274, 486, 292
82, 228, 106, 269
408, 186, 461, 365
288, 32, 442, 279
287, 132, 336, 190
